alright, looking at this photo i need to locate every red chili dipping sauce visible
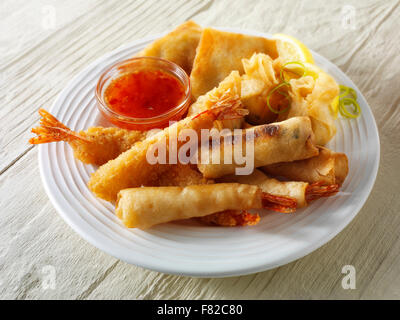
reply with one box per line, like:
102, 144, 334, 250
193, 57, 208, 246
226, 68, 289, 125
97, 58, 190, 130
105, 70, 186, 119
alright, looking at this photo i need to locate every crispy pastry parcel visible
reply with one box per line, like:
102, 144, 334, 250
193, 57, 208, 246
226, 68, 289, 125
135, 20, 202, 74
190, 28, 278, 99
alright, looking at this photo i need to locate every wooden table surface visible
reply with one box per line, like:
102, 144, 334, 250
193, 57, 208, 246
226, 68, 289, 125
1, 0, 399, 299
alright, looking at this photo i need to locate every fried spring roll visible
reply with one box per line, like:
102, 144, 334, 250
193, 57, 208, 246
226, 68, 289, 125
262, 147, 348, 185
218, 169, 340, 208
116, 183, 296, 229
219, 170, 309, 208
197, 116, 319, 179
116, 183, 260, 229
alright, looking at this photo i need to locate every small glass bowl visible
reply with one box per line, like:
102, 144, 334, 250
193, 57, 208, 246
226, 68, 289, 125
95, 57, 191, 130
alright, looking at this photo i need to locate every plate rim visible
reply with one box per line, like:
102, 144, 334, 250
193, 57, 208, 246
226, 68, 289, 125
38, 27, 380, 277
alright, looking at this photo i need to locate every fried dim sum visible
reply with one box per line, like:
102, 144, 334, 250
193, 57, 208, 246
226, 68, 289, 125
88, 96, 247, 202
306, 72, 339, 145
29, 109, 146, 166
135, 20, 202, 74
278, 70, 339, 145
240, 53, 281, 124
29, 22, 353, 232
190, 28, 278, 99
262, 147, 349, 185
116, 183, 296, 229
219, 169, 339, 208
197, 116, 319, 179
277, 75, 315, 120
188, 71, 241, 116
188, 71, 243, 130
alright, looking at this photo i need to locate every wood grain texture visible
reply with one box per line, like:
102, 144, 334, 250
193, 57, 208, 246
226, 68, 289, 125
0, 0, 399, 299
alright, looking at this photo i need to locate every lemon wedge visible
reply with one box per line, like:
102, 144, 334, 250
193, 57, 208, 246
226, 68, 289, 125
330, 96, 340, 119
303, 62, 334, 80
273, 33, 314, 64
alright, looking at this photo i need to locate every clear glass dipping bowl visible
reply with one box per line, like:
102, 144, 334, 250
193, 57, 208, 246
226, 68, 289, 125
95, 57, 191, 130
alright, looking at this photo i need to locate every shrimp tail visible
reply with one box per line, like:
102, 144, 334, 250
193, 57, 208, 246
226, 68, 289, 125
261, 192, 297, 213
29, 109, 89, 144
192, 92, 249, 121
305, 182, 340, 202
212, 93, 249, 120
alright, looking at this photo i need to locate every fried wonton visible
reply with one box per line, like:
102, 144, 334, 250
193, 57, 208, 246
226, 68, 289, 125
277, 70, 338, 145
188, 70, 241, 115
278, 75, 315, 119
188, 70, 243, 129
135, 20, 202, 74
190, 28, 278, 99
240, 53, 281, 124
306, 72, 339, 145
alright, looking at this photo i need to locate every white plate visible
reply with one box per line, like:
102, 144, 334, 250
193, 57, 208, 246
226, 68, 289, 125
38, 28, 380, 277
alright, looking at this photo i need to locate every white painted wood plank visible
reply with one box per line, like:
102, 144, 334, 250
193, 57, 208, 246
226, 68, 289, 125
1, 0, 400, 299
0, 148, 120, 299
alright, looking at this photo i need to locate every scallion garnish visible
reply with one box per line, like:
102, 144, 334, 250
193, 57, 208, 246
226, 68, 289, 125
339, 97, 361, 118
266, 82, 291, 114
336, 85, 361, 119
280, 61, 306, 82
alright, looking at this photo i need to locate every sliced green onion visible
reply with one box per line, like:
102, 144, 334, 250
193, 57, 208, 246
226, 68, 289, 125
280, 61, 306, 82
337, 85, 361, 119
339, 97, 361, 118
348, 87, 357, 99
339, 85, 357, 99
331, 96, 339, 119
267, 82, 291, 114
277, 90, 290, 99
339, 85, 350, 98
